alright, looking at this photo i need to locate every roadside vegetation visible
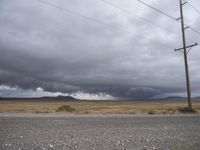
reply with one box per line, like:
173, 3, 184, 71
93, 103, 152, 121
177, 106, 197, 113
56, 105, 76, 112
148, 110, 156, 115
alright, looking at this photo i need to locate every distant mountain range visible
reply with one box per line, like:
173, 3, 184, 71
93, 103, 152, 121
40, 95, 77, 100
162, 96, 200, 100
0, 95, 200, 101
0, 95, 77, 101
120, 96, 200, 101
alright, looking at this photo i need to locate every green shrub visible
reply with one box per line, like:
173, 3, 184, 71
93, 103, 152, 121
177, 107, 197, 113
162, 108, 175, 114
148, 110, 155, 115
56, 105, 75, 112
130, 111, 136, 114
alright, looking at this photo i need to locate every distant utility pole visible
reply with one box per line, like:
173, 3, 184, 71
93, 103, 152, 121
175, 0, 198, 110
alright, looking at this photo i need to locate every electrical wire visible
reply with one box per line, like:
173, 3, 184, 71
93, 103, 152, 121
187, 2, 200, 15
136, 0, 177, 20
99, 0, 176, 35
37, 0, 174, 49
136, 0, 200, 37
37, 0, 128, 33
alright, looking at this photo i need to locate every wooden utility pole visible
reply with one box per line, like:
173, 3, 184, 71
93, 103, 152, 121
180, 0, 192, 110
175, 0, 198, 110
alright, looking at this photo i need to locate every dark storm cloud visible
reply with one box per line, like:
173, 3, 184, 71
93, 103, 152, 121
0, 0, 200, 99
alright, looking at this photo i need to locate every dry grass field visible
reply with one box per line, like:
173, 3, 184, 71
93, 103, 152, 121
0, 99, 200, 114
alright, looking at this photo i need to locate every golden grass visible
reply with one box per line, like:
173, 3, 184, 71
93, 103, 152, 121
0, 99, 200, 114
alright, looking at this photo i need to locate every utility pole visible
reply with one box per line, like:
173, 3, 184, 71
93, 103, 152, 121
175, 0, 198, 110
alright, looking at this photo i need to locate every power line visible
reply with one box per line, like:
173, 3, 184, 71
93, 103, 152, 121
99, 0, 200, 44
187, 2, 200, 15
37, 0, 173, 49
37, 0, 127, 32
136, 0, 177, 20
136, 0, 200, 37
99, 0, 176, 35
185, 1, 200, 35
189, 27, 200, 35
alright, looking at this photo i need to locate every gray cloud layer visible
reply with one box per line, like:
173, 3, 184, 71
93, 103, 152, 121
0, 0, 200, 99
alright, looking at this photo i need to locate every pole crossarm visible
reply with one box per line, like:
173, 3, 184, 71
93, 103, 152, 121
174, 42, 198, 51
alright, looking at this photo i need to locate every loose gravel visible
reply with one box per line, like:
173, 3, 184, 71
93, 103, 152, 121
0, 114, 200, 150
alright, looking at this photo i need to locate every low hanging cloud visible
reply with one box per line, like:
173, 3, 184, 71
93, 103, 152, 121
0, 0, 200, 99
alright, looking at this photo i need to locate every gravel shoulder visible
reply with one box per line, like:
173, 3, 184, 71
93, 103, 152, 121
0, 113, 200, 150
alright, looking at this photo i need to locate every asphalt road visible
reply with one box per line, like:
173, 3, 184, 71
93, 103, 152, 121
0, 114, 200, 150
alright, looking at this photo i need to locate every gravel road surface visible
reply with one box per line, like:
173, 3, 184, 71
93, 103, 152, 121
0, 113, 200, 150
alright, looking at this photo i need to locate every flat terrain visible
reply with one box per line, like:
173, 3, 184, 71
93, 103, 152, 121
0, 99, 200, 114
0, 114, 200, 150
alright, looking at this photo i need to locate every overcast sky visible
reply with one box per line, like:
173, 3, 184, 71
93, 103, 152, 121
0, 0, 200, 99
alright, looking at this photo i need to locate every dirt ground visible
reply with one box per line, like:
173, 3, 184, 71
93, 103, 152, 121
0, 99, 200, 114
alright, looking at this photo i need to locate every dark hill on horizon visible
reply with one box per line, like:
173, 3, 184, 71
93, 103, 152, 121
0, 95, 78, 101
41, 95, 77, 100
0, 95, 200, 102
